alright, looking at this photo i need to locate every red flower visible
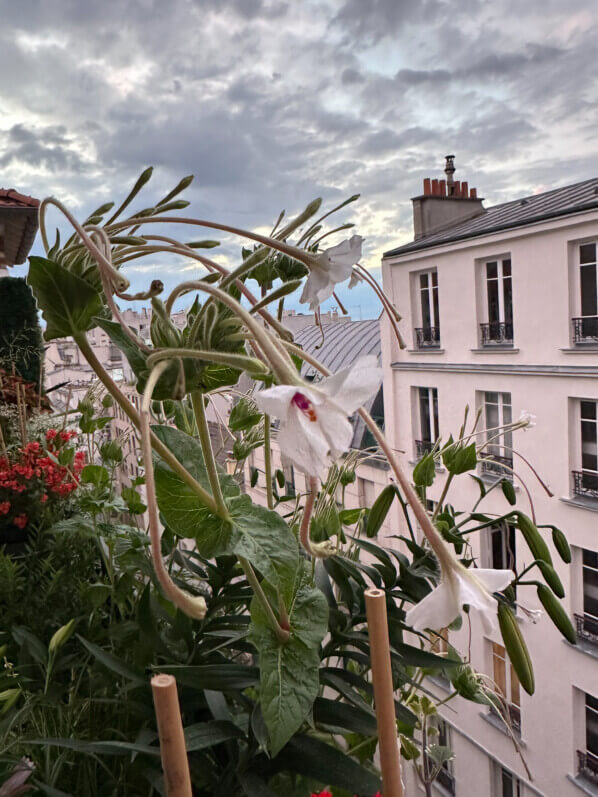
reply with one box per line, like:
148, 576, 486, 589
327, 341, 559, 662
311, 792, 333, 797
13, 514, 28, 529
0, 501, 10, 515
46, 429, 58, 441
41, 494, 48, 503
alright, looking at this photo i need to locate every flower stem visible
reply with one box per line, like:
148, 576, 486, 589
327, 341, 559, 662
263, 415, 274, 510
239, 555, 289, 643
75, 334, 221, 516
191, 391, 228, 518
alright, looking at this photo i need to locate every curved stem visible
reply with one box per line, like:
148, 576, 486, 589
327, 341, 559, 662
191, 391, 228, 518
299, 477, 318, 556
239, 556, 290, 644
263, 416, 274, 510
75, 334, 220, 515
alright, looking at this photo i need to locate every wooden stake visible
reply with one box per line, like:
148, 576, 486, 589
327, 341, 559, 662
151, 674, 192, 797
365, 587, 404, 797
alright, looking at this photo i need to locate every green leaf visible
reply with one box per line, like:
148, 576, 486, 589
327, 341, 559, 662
366, 484, 396, 538
27, 737, 160, 757
157, 664, 259, 691
77, 635, 145, 685
28, 256, 104, 339
312, 697, 377, 736
153, 425, 298, 586
229, 397, 263, 432
81, 464, 110, 488
183, 720, 245, 751
501, 478, 517, 505
339, 508, 362, 525
445, 442, 477, 475
275, 734, 381, 794
248, 563, 329, 756
413, 453, 436, 487
121, 486, 147, 515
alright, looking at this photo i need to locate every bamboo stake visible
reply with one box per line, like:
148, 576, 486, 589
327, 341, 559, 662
151, 674, 192, 797
365, 587, 404, 797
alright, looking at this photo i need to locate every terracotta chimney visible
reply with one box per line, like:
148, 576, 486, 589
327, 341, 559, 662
411, 156, 486, 240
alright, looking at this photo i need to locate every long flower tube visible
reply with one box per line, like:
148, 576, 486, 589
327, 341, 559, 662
139, 362, 207, 620
281, 341, 512, 633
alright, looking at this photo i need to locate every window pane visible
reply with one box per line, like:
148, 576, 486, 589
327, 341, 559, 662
584, 566, 598, 618
580, 244, 597, 265
487, 261, 498, 279
504, 276, 513, 327
432, 388, 439, 440
432, 284, 440, 329
420, 287, 431, 327
493, 644, 506, 697
419, 388, 431, 442
584, 549, 598, 568
581, 401, 597, 421
502, 769, 514, 797
587, 695, 598, 756
420, 273, 429, 289
581, 264, 597, 317
582, 419, 598, 471
487, 276, 500, 324
431, 271, 438, 287
502, 259, 512, 277
510, 664, 520, 707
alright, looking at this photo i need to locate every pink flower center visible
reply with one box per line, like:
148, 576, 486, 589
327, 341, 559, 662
291, 391, 318, 422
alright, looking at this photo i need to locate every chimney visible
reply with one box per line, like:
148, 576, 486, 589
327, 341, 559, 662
412, 155, 486, 241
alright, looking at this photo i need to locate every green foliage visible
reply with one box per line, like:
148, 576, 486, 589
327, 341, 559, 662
0, 277, 43, 386
27, 257, 104, 340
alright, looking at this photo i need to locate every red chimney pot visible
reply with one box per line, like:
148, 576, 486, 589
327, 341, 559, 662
470, 187, 477, 199
439, 179, 446, 196
461, 181, 468, 197
431, 179, 439, 195
423, 178, 431, 195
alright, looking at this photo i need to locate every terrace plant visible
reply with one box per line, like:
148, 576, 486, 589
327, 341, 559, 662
11, 170, 576, 794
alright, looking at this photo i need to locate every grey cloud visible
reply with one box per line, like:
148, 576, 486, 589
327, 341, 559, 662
0, 124, 88, 173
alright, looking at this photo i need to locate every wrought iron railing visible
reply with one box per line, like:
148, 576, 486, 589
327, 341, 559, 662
415, 439, 434, 459
572, 470, 598, 500
578, 750, 598, 785
480, 321, 514, 345
575, 613, 598, 645
480, 453, 513, 480
415, 326, 441, 348
573, 316, 598, 344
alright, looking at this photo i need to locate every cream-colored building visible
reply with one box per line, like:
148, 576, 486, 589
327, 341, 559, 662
382, 158, 598, 797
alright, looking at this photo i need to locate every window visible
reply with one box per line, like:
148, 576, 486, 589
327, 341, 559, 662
577, 550, 598, 643
494, 765, 522, 797
426, 717, 455, 794
574, 243, 598, 343
283, 462, 295, 497
488, 523, 517, 599
491, 643, 521, 733
415, 387, 439, 458
430, 628, 449, 656
481, 392, 513, 479
578, 693, 598, 785
573, 401, 598, 498
481, 259, 513, 345
415, 270, 440, 347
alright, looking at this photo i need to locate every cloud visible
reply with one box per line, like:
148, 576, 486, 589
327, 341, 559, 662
0, 0, 596, 317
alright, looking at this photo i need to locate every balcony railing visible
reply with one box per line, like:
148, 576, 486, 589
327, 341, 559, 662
573, 316, 598, 344
480, 452, 513, 480
415, 326, 441, 348
480, 321, 513, 345
575, 613, 598, 645
577, 750, 598, 785
415, 439, 434, 459
572, 470, 598, 500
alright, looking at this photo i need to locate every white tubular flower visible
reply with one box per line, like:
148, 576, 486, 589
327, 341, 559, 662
518, 410, 536, 430
300, 235, 364, 311
405, 565, 513, 635
254, 355, 382, 478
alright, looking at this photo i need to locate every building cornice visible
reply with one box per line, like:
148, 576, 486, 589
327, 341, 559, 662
391, 361, 598, 377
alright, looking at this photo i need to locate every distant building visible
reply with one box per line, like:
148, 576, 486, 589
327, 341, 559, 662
382, 157, 598, 797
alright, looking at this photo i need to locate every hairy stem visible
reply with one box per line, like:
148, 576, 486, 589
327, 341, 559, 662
263, 415, 274, 510
191, 391, 228, 518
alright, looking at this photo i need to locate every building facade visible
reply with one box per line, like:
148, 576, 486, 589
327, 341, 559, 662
382, 161, 598, 797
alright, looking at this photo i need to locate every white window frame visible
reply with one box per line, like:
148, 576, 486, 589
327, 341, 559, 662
418, 387, 439, 444
419, 270, 440, 329
485, 259, 512, 324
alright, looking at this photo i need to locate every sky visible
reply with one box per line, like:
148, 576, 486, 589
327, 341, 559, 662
2, 0, 597, 318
